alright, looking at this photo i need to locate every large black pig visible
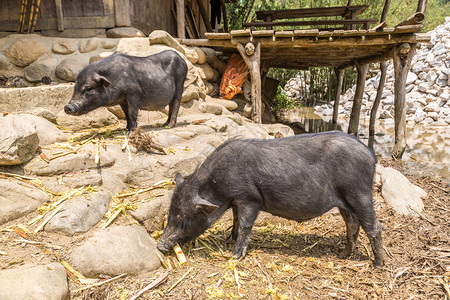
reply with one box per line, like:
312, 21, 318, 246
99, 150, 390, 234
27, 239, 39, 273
64, 50, 188, 132
157, 131, 385, 266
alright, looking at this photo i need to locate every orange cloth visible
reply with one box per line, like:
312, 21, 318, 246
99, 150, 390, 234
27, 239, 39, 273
219, 54, 249, 100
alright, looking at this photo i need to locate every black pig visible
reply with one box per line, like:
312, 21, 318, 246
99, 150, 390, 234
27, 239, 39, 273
64, 50, 188, 133
157, 131, 385, 266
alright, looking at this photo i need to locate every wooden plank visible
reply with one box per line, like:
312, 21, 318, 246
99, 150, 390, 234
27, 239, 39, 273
293, 29, 319, 37
230, 29, 251, 37
205, 32, 230, 39
274, 30, 293, 38
55, 0, 64, 31
252, 30, 274, 37
62, 0, 83, 17
255, 5, 369, 20
36, 15, 115, 30
176, 0, 185, 38
114, 0, 131, 26
365, 27, 395, 35
392, 25, 422, 34
318, 31, 333, 38
82, 0, 103, 17
395, 12, 425, 27
195, 0, 212, 32
0, 0, 10, 21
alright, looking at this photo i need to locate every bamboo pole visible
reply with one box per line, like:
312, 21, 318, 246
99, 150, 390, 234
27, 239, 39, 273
17, 0, 27, 33
30, 0, 41, 33
26, 0, 36, 34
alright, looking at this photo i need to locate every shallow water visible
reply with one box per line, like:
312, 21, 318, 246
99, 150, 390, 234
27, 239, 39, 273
280, 107, 450, 180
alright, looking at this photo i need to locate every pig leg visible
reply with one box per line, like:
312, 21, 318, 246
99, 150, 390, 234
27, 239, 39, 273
164, 86, 183, 128
231, 206, 239, 241
231, 202, 260, 258
339, 208, 360, 257
120, 102, 138, 133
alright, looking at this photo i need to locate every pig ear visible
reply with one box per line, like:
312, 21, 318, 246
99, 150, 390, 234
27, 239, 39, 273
175, 173, 184, 185
94, 73, 111, 88
194, 196, 219, 215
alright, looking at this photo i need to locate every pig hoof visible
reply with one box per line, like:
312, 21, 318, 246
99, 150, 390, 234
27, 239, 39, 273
373, 258, 385, 267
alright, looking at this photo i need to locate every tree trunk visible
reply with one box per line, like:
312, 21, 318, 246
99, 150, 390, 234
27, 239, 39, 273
348, 63, 368, 136
392, 43, 415, 159
368, 61, 388, 150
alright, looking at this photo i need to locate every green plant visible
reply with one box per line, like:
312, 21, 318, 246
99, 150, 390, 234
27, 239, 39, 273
273, 85, 301, 112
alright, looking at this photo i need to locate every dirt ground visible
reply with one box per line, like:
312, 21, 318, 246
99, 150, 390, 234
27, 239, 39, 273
0, 158, 449, 299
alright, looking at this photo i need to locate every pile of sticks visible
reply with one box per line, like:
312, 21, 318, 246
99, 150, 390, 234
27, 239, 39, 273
17, 0, 41, 34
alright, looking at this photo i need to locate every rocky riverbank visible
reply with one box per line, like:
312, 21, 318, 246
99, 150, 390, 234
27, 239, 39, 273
284, 17, 450, 126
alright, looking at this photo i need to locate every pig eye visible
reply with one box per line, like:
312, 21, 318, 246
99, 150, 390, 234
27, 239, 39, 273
85, 86, 94, 92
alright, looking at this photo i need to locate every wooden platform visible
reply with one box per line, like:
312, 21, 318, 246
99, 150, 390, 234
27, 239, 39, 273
179, 25, 429, 69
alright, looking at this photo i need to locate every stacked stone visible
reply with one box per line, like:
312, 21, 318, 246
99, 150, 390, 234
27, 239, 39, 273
285, 17, 450, 125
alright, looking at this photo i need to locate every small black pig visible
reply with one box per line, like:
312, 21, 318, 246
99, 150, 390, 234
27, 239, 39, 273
64, 50, 188, 132
157, 131, 385, 266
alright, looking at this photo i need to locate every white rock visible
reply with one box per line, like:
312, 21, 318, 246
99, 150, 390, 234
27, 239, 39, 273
406, 72, 418, 85
380, 167, 425, 215
424, 102, 440, 112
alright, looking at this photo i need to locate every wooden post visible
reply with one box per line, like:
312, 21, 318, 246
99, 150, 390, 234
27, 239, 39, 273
348, 63, 368, 136
237, 42, 262, 123
380, 0, 391, 23
177, 0, 186, 39
114, 0, 131, 27
368, 61, 388, 150
416, 0, 428, 13
332, 67, 344, 124
220, 0, 228, 33
196, 0, 213, 33
392, 43, 415, 159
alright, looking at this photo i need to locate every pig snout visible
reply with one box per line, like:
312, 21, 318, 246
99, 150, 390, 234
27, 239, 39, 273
156, 240, 173, 253
64, 103, 79, 115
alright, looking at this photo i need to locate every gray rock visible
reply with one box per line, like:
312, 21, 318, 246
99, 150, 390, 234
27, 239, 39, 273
181, 84, 200, 103
0, 263, 69, 300
24, 148, 115, 176
378, 166, 426, 216
107, 27, 145, 38
206, 97, 238, 111
0, 114, 39, 166
0, 179, 50, 225
199, 102, 223, 115
55, 107, 118, 131
52, 41, 76, 55
24, 56, 57, 82
78, 38, 99, 53
101, 40, 117, 49
0, 54, 14, 71
262, 123, 295, 137
89, 51, 114, 64
62, 172, 103, 188
20, 114, 70, 146
45, 190, 111, 235
157, 151, 205, 177
204, 117, 238, 133
71, 225, 161, 277
5, 39, 48, 67
129, 190, 173, 231
55, 57, 88, 82
101, 170, 127, 194
27, 107, 58, 124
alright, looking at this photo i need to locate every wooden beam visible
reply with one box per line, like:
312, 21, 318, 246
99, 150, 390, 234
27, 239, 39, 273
237, 42, 262, 124
380, 0, 391, 23
176, 0, 185, 39
114, 0, 131, 27
55, 0, 64, 31
392, 43, 416, 159
348, 63, 368, 135
243, 18, 379, 28
196, 0, 213, 33
395, 12, 425, 27
332, 68, 345, 124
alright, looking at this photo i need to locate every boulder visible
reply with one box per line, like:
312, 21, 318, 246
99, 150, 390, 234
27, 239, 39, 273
194, 47, 207, 64
78, 38, 99, 53
55, 57, 88, 82
0, 114, 39, 165
62, 172, 103, 188
129, 190, 173, 231
24, 56, 57, 82
0, 263, 69, 300
156, 151, 206, 177
148, 30, 198, 63
27, 107, 58, 124
20, 114, 70, 146
89, 51, 114, 64
182, 84, 200, 103
106, 27, 145, 38
101, 170, 127, 194
55, 107, 118, 131
0, 179, 50, 225
45, 190, 111, 235
206, 97, 238, 111
101, 40, 117, 49
52, 41, 76, 55
196, 63, 215, 81
199, 102, 223, 115
24, 148, 116, 176
5, 39, 48, 67
378, 166, 426, 215
71, 225, 161, 277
